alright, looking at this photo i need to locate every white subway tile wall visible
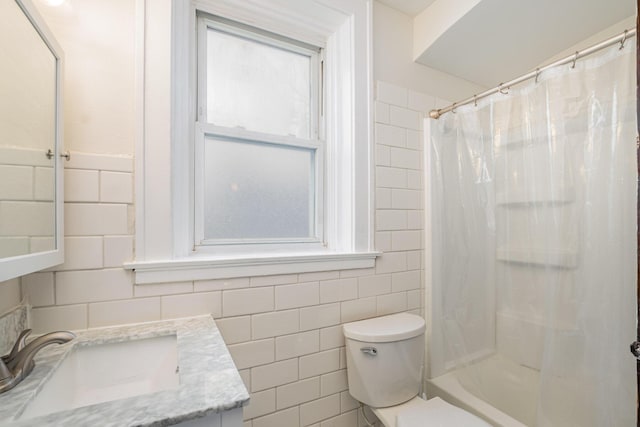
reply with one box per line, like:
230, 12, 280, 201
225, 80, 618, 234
21, 273, 54, 306
22, 82, 429, 427
252, 358, 299, 392
0, 147, 56, 258
65, 169, 100, 202
0, 165, 33, 200
100, 171, 133, 203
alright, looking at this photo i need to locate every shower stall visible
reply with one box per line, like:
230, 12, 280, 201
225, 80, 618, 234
425, 33, 637, 426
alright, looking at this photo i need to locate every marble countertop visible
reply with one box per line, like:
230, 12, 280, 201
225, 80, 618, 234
0, 315, 249, 426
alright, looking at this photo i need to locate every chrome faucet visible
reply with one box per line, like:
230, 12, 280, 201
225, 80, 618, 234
0, 329, 75, 394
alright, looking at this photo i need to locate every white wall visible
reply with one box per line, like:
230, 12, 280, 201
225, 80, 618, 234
373, 1, 486, 102
541, 15, 636, 66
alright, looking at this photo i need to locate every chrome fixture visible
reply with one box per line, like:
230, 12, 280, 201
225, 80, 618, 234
0, 329, 75, 394
429, 27, 636, 119
630, 341, 640, 359
360, 346, 378, 356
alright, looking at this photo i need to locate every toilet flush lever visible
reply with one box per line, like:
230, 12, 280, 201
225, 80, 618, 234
361, 347, 377, 356
630, 341, 640, 359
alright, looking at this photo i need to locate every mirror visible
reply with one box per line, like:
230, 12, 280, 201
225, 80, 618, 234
0, 0, 63, 281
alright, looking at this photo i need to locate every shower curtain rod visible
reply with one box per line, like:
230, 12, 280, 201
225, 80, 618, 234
428, 27, 637, 119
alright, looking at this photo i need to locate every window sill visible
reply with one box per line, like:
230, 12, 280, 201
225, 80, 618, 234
124, 251, 380, 284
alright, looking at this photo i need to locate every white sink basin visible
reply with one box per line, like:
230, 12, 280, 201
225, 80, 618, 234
19, 334, 179, 420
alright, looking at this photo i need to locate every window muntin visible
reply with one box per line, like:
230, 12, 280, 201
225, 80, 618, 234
196, 15, 324, 249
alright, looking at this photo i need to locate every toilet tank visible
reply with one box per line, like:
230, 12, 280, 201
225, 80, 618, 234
343, 313, 425, 408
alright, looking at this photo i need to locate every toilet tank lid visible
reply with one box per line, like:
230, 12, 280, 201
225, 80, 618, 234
343, 313, 425, 343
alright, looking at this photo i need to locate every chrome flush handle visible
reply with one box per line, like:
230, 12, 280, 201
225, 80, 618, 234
360, 346, 377, 356
630, 341, 640, 359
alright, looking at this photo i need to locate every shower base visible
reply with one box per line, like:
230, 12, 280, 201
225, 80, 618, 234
426, 354, 535, 427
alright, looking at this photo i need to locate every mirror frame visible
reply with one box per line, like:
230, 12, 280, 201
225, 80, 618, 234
0, 0, 64, 282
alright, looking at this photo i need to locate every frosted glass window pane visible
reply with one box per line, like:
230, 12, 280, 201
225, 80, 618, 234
204, 136, 315, 240
207, 28, 311, 139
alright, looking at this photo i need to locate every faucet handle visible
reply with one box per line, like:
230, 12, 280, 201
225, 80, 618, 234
2, 329, 32, 365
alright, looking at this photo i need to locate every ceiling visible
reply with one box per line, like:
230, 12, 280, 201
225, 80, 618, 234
378, 0, 636, 88
377, 0, 436, 16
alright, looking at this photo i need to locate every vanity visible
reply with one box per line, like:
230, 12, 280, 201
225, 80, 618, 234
0, 315, 249, 426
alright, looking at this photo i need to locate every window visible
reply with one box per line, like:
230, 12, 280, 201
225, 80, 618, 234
195, 16, 324, 251
129, 0, 376, 283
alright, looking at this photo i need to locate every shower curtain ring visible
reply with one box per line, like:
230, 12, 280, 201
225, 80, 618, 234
473, 95, 478, 107
534, 68, 540, 83
498, 83, 508, 95
571, 51, 579, 69
451, 103, 457, 113
619, 30, 628, 50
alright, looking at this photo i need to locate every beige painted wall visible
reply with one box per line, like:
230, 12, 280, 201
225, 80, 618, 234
34, 0, 136, 155
0, 0, 56, 151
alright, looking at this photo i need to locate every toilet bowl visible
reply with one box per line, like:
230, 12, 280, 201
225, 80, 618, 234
343, 313, 491, 427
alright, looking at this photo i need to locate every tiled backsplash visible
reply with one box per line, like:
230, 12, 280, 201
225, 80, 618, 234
0, 278, 21, 316
0, 304, 29, 356
19, 81, 433, 427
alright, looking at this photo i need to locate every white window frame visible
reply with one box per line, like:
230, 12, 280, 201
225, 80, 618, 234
127, 0, 377, 284
194, 15, 326, 253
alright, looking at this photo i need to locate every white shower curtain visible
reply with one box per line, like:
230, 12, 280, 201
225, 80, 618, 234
430, 38, 637, 426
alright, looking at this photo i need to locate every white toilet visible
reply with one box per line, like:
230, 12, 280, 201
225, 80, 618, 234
343, 313, 491, 427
